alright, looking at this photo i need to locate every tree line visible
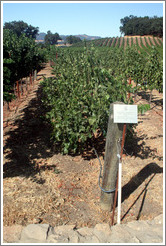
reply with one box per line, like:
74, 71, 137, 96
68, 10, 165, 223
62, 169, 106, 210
3, 21, 82, 45
44, 31, 82, 45
120, 15, 163, 37
3, 20, 83, 102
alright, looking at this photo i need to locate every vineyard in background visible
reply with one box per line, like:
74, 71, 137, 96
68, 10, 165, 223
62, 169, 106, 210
72, 36, 163, 56
41, 43, 163, 154
3, 27, 163, 155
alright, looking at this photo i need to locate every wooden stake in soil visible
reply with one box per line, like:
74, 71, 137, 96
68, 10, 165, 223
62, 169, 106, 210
21, 79, 23, 96
100, 102, 124, 211
34, 70, 36, 81
14, 83, 16, 96
26, 78, 28, 92
32, 70, 34, 85
30, 73, 32, 85
16, 81, 20, 99
111, 123, 127, 225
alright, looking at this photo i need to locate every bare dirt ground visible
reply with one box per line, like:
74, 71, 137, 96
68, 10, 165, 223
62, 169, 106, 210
106, 39, 110, 46
150, 37, 156, 46
110, 38, 115, 47
114, 37, 119, 47
128, 37, 132, 47
141, 37, 147, 47
133, 37, 137, 45
124, 37, 127, 49
119, 37, 123, 48
154, 37, 162, 45
3, 63, 163, 229
102, 39, 108, 46
137, 37, 142, 49
146, 37, 152, 47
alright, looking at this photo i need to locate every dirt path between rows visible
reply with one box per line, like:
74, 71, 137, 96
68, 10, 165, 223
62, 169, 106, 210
119, 37, 123, 48
3, 63, 163, 229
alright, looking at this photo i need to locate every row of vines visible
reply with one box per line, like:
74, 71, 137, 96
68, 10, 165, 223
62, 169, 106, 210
41, 44, 163, 154
3, 29, 47, 102
73, 36, 163, 55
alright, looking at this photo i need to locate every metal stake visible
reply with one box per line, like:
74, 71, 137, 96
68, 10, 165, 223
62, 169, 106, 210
111, 123, 126, 226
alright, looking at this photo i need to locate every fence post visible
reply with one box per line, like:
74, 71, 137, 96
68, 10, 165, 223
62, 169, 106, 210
16, 81, 20, 99
112, 123, 127, 225
21, 79, 23, 96
34, 70, 37, 81
30, 73, 32, 85
32, 70, 34, 85
100, 102, 124, 211
26, 77, 28, 92
14, 83, 16, 96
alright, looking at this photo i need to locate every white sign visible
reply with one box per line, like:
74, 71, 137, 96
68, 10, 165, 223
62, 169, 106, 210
113, 104, 138, 123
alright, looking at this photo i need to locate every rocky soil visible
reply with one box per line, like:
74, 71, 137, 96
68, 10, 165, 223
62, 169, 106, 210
3, 214, 163, 243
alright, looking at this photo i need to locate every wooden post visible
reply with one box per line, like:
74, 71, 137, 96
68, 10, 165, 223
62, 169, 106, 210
30, 73, 32, 85
100, 102, 124, 211
14, 83, 16, 96
111, 123, 127, 225
34, 70, 37, 81
32, 70, 35, 85
21, 79, 23, 96
16, 81, 20, 99
26, 78, 28, 92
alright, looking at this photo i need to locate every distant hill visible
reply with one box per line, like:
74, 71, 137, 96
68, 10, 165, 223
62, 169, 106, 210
74, 34, 101, 40
36, 32, 46, 40
36, 33, 101, 41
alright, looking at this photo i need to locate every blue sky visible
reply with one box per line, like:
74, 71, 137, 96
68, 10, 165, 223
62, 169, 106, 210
2, 1, 164, 38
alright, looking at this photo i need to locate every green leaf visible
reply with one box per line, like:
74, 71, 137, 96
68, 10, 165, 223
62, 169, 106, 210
88, 116, 96, 126
138, 104, 151, 115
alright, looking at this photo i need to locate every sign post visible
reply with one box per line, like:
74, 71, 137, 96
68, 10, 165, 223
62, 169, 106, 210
113, 104, 137, 224
100, 102, 137, 224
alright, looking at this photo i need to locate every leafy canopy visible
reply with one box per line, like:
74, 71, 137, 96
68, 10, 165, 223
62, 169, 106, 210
66, 35, 82, 44
3, 29, 47, 102
120, 15, 163, 37
44, 31, 62, 45
3, 20, 39, 39
41, 46, 132, 154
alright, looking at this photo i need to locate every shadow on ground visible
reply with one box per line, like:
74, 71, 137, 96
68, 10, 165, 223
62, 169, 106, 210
137, 91, 163, 108
3, 85, 54, 182
124, 127, 163, 161
3, 83, 163, 182
122, 162, 163, 202
120, 162, 163, 221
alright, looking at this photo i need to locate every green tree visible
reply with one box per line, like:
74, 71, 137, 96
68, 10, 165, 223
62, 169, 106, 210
66, 35, 82, 44
44, 31, 61, 45
3, 21, 39, 38
120, 16, 163, 37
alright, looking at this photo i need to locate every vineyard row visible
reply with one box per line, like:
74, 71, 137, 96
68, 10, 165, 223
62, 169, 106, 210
73, 36, 163, 54
40, 45, 163, 154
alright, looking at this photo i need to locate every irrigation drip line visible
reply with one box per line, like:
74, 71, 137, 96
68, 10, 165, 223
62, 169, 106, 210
93, 148, 116, 193
93, 137, 127, 194
93, 138, 122, 194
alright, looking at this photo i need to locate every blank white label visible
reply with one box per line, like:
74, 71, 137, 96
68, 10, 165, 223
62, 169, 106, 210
113, 104, 138, 123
